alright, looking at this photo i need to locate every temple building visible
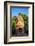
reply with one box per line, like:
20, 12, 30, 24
16, 16, 24, 31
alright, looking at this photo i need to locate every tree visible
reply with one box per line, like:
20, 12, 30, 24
12, 21, 16, 28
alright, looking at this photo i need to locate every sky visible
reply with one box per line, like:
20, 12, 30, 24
10, 7, 29, 16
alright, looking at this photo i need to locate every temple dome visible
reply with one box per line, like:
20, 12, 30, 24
16, 16, 24, 29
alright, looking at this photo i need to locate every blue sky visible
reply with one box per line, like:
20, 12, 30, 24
10, 7, 29, 16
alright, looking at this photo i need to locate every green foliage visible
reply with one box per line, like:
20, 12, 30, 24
12, 21, 16, 28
